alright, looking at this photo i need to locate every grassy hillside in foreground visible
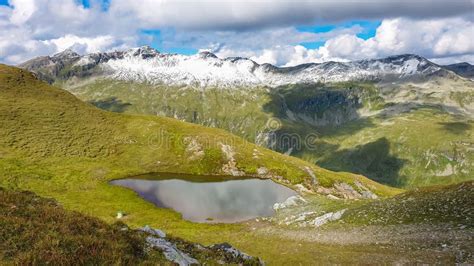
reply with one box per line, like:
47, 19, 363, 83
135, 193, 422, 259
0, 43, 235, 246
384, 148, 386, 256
65, 79, 474, 188
0, 188, 157, 264
0, 64, 400, 264
0, 188, 263, 265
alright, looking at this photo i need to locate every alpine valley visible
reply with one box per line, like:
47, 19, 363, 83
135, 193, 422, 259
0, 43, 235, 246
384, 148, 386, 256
21, 46, 474, 187
0, 45, 473, 265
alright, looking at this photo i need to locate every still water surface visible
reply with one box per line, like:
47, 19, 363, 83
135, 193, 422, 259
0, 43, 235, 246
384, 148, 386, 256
111, 174, 296, 223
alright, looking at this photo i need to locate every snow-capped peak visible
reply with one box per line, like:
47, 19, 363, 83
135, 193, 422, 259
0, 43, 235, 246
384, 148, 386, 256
22, 48, 446, 88
124, 46, 160, 59
101, 50, 443, 87
52, 48, 80, 61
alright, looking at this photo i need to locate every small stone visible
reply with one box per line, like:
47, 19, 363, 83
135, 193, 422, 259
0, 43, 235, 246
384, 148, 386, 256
327, 194, 340, 200
141, 225, 166, 238
273, 195, 307, 211
257, 167, 268, 175
146, 236, 198, 265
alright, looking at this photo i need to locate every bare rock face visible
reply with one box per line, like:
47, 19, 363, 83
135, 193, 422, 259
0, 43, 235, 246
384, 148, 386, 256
355, 181, 379, 199
146, 237, 199, 266
141, 226, 198, 266
303, 166, 318, 186
279, 209, 347, 227
140, 225, 166, 238
184, 137, 204, 161
209, 243, 264, 265
444, 62, 474, 79
334, 182, 363, 199
305, 209, 347, 227
140, 226, 264, 265
294, 184, 313, 194
273, 195, 307, 211
222, 160, 245, 176
220, 143, 245, 176
315, 182, 378, 200
257, 166, 269, 176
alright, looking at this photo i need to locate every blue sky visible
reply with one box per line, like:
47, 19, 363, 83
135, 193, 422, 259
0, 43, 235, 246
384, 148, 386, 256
297, 21, 381, 49
79, 0, 110, 10
140, 29, 198, 55
102, 0, 378, 54
0, 0, 473, 65
140, 21, 382, 55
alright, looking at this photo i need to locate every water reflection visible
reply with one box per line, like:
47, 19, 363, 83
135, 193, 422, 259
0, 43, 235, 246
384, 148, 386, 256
111, 175, 296, 223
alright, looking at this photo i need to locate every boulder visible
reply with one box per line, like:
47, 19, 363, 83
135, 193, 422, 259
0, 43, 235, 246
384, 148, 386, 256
146, 237, 199, 266
140, 225, 166, 238
273, 195, 307, 210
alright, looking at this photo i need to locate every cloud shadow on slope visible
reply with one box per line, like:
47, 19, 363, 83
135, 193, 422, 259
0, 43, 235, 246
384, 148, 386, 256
261, 83, 378, 153
438, 121, 472, 135
316, 137, 408, 187
88, 97, 132, 113
259, 84, 409, 186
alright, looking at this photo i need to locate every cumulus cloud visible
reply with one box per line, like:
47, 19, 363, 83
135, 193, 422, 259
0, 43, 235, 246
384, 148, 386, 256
212, 17, 474, 66
178, 26, 362, 54
41, 35, 122, 54
109, 0, 472, 30
0, 0, 473, 65
0, 0, 139, 64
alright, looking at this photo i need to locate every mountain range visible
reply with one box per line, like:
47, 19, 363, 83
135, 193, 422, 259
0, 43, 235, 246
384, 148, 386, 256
1, 63, 406, 264
19, 47, 474, 188
20, 46, 473, 87
1, 47, 473, 264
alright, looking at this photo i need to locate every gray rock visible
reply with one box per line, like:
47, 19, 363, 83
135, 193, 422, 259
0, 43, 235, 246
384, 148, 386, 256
257, 166, 268, 175
355, 181, 379, 199
303, 166, 318, 185
306, 209, 347, 227
210, 242, 255, 262
146, 236, 199, 266
334, 182, 362, 199
141, 225, 166, 238
273, 195, 307, 211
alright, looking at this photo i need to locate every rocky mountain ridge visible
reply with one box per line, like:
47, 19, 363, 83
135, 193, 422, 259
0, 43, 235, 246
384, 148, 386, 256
20, 46, 466, 87
444, 62, 474, 79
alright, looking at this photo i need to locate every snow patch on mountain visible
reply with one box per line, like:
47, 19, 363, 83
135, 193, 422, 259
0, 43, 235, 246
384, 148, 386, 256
22, 46, 447, 88
99, 47, 442, 87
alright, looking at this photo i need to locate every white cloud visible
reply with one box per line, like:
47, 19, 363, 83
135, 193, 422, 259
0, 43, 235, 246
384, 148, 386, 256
109, 0, 472, 30
0, 0, 139, 64
41, 34, 124, 54
173, 26, 362, 54
0, 0, 473, 65
9, 0, 36, 24
214, 17, 474, 66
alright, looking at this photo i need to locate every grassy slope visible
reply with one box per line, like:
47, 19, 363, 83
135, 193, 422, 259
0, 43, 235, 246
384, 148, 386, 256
68, 79, 272, 143
67, 79, 474, 188
0, 188, 263, 265
342, 180, 474, 226
0, 188, 159, 264
305, 109, 474, 187
261, 181, 473, 264
0, 65, 399, 264
0, 65, 396, 191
